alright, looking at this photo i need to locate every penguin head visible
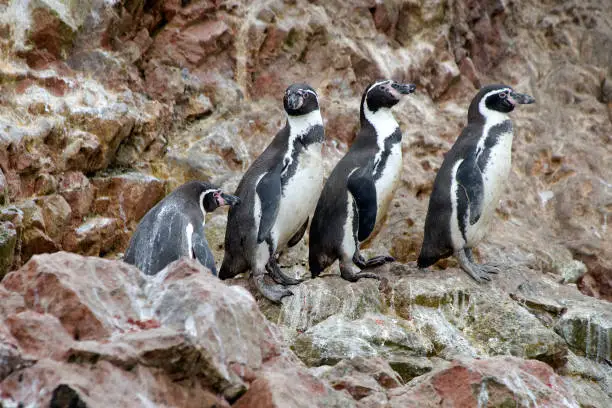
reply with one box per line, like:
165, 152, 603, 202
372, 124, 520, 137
283, 83, 320, 116
362, 80, 416, 114
201, 187, 240, 213
469, 84, 536, 119
179, 181, 240, 213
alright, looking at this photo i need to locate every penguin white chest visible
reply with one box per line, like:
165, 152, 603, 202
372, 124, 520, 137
374, 143, 403, 226
273, 144, 324, 248
466, 128, 514, 245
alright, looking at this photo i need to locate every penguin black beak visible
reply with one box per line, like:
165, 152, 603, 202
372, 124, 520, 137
218, 193, 240, 207
509, 91, 535, 105
391, 82, 417, 95
286, 92, 304, 110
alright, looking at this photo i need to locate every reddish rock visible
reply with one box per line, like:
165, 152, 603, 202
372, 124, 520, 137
371, 2, 398, 35
0, 359, 228, 408
16, 200, 59, 262
147, 258, 286, 398
578, 259, 612, 302
422, 53, 461, 100
33, 173, 59, 195
58, 171, 95, 220
317, 357, 403, 401
233, 357, 354, 408
178, 20, 231, 62
26, 4, 76, 61
0, 322, 32, 382
33, 194, 72, 243
388, 357, 579, 408
67, 327, 208, 379
2, 252, 145, 340
5, 311, 75, 360
459, 56, 481, 88
64, 113, 135, 170
0, 254, 354, 407
62, 130, 103, 172
144, 62, 185, 102
62, 216, 120, 256
114, 100, 171, 166
91, 172, 166, 226
0, 286, 25, 316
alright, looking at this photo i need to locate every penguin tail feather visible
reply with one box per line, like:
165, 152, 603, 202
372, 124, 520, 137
417, 244, 453, 268
219, 257, 242, 280
416, 254, 438, 268
308, 252, 327, 278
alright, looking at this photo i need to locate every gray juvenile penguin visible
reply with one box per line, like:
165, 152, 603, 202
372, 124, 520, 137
309, 80, 416, 281
418, 84, 535, 281
124, 181, 239, 275
219, 83, 325, 303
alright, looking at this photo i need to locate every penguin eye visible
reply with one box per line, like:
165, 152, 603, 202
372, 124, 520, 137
499, 92, 508, 99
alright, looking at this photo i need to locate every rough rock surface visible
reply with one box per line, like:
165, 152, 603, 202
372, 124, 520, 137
240, 263, 612, 406
388, 356, 580, 408
1, 0, 611, 406
0, 253, 350, 407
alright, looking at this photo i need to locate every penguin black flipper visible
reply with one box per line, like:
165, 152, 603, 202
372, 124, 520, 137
347, 164, 378, 242
456, 152, 484, 226
256, 164, 282, 243
192, 231, 217, 276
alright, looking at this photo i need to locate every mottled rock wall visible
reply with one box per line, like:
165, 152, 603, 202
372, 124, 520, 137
1, 0, 610, 296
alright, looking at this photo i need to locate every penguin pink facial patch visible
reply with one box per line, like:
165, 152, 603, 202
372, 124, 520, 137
214, 191, 225, 206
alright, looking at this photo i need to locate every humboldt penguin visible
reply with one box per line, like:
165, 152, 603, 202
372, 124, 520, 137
309, 80, 416, 281
124, 181, 240, 275
418, 84, 535, 282
219, 83, 325, 303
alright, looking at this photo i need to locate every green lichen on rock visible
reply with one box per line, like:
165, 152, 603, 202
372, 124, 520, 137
292, 313, 433, 367
555, 307, 612, 362
0, 222, 17, 280
277, 276, 384, 337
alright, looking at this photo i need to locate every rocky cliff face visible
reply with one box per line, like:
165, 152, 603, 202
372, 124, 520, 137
0, 0, 611, 406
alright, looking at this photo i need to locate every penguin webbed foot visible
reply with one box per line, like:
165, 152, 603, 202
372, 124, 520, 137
252, 273, 293, 304
456, 249, 499, 283
364, 255, 395, 268
353, 253, 395, 270
340, 262, 380, 282
266, 258, 303, 285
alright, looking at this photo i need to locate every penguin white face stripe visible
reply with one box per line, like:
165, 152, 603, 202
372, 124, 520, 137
302, 89, 318, 102
366, 80, 392, 96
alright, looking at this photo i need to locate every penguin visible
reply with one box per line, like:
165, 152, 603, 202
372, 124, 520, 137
124, 181, 240, 276
418, 84, 535, 282
219, 83, 325, 303
309, 80, 416, 281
